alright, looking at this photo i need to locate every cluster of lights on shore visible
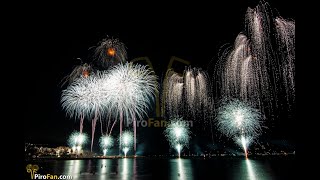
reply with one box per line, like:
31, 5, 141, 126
61, 1, 294, 158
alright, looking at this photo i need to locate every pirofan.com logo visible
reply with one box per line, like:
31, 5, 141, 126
26, 164, 72, 179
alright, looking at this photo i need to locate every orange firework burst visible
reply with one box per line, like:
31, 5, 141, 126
107, 48, 116, 57
82, 70, 89, 77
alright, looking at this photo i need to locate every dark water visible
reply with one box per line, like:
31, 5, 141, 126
25, 156, 295, 179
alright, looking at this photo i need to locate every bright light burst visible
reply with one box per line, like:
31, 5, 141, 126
99, 135, 114, 155
68, 131, 88, 146
68, 131, 88, 153
215, 99, 263, 138
215, 99, 263, 156
236, 135, 253, 158
119, 131, 134, 157
164, 117, 191, 157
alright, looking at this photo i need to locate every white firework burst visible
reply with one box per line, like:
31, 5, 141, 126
164, 117, 191, 157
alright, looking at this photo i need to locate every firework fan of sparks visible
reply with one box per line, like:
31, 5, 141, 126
61, 73, 106, 120
99, 135, 114, 150
68, 131, 88, 147
119, 131, 134, 147
101, 62, 158, 127
118, 130, 134, 156
215, 99, 264, 139
94, 36, 127, 69
164, 117, 191, 152
61, 72, 108, 152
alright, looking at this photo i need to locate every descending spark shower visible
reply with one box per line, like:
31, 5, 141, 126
60, 1, 294, 156
163, 67, 211, 126
214, 1, 295, 118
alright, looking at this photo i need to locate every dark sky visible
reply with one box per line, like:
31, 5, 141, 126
25, 0, 295, 153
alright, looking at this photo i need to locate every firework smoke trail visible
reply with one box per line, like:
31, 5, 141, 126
215, 99, 263, 157
164, 117, 191, 157
61, 73, 106, 152
101, 62, 158, 155
99, 135, 114, 156
68, 131, 88, 154
93, 36, 127, 69
275, 17, 295, 110
119, 131, 134, 157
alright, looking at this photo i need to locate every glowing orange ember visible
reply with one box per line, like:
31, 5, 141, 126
82, 70, 89, 77
107, 48, 116, 57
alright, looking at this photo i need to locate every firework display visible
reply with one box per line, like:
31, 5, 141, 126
93, 36, 127, 69
164, 117, 191, 157
215, 99, 263, 157
68, 131, 88, 154
61, 61, 158, 154
119, 131, 134, 157
214, 1, 295, 118
99, 135, 114, 156
59, 1, 294, 158
163, 67, 211, 123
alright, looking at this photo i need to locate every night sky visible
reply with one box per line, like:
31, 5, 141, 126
25, 0, 296, 153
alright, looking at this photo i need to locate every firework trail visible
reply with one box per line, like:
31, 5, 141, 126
99, 135, 114, 156
100, 62, 158, 154
215, 99, 264, 157
118, 131, 134, 157
93, 36, 127, 69
164, 117, 191, 157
